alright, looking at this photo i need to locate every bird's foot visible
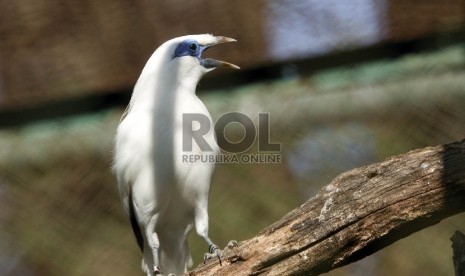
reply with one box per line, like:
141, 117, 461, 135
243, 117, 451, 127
203, 244, 222, 266
203, 241, 239, 266
152, 265, 162, 275
151, 267, 175, 276
226, 240, 238, 249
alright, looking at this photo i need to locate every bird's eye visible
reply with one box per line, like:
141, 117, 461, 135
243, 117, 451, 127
173, 40, 201, 58
189, 42, 198, 52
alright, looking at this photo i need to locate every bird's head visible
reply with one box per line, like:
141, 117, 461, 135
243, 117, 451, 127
164, 34, 239, 80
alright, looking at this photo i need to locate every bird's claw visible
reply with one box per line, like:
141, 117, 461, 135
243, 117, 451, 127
226, 240, 238, 249
152, 266, 176, 276
203, 244, 223, 266
153, 265, 162, 275
203, 241, 239, 266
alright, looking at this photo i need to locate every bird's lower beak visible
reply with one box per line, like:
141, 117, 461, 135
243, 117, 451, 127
201, 36, 240, 70
201, 58, 240, 69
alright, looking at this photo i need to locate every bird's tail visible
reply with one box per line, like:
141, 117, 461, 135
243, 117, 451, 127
158, 226, 193, 274
128, 188, 192, 274
128, 188, 144, 252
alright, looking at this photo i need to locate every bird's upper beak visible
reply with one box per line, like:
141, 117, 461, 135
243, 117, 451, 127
200, 36, 240, 70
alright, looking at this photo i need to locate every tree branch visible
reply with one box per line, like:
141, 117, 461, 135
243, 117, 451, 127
189, 139, 465, 276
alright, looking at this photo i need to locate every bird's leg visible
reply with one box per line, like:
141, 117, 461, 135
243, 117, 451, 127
194, 206, 223, 265
145, 216, 162, 275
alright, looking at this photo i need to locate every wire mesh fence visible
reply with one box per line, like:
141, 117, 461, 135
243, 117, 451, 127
0, 1, 465, 275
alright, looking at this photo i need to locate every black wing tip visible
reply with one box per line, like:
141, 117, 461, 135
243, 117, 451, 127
128, 189, 144, 252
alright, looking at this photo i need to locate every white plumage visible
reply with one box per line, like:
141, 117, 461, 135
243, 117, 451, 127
113, 34, 238, 275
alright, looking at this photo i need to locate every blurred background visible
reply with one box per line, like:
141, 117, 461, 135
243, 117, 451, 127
1, 0, 465, 275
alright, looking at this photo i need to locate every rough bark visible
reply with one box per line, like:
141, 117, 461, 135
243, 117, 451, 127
189, 139, 465, 275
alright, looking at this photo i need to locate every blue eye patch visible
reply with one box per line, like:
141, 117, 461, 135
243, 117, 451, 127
173, 39, 206, 59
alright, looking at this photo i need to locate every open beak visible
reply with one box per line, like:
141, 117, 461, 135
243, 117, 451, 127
201, 36, 240, 70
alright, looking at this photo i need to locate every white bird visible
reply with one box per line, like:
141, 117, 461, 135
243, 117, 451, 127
113, 34, 239, 276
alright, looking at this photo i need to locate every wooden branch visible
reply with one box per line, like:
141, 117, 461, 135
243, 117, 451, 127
189, 139, 465, 276
451, 231, 465, 276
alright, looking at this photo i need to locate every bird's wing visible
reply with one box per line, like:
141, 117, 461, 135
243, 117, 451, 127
128, 188, 144, 252
119, 103, 131, 122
